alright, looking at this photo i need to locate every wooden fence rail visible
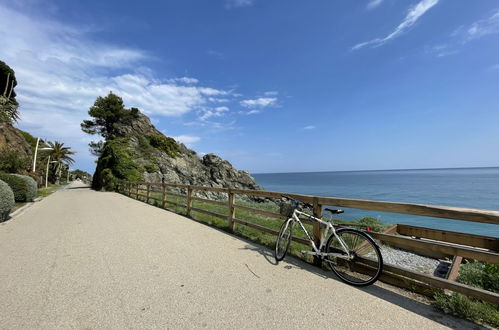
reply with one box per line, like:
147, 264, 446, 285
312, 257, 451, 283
116, 181, 499, 305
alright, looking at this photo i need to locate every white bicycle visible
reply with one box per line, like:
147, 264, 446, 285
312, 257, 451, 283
274, 196, 383, 286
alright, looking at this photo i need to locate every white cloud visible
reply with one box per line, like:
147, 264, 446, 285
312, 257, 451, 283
238, 109, 260, 115
169, 77, 199, 84
428, 9, 499, 58
303, 125, 316, 130
226, 0, 254, 9
264, 91, 279, 96
464, 10, 499, 41
199, 106, 229, 121
353, 0, 439, 50
173, 135, 201, 147
240, 97, 277, 108
366, 0, 383, 10
0, 3, 231, 171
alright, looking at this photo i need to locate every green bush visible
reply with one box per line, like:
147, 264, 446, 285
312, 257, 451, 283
0, 149, 29, 173
458, 261, 499, 293
0, 172, 36, 202
0, 179, 14, 221
144, 162, 159, 173
92, 138, 142, 191
12, 174, 37, 201
147, 134, 179, 157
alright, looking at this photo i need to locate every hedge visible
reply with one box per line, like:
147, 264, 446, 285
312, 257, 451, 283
0, 172, 37, 202
0, 179, 14, 221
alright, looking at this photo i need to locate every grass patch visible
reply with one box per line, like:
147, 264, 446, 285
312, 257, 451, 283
433, 261, 499, 328
37, 184, 60, 198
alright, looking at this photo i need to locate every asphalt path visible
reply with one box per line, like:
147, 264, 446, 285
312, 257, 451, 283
0, 181, 480, 329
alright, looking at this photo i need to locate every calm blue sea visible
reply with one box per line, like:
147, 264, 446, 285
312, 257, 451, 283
253, 167, 499, 237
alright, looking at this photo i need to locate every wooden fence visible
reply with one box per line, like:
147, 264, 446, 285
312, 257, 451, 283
116, 181, 499, 304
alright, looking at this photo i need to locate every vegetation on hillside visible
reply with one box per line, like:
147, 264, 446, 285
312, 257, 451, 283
0, 60, 19, 124
434, 261, 499, 327
81, 92, 181, 191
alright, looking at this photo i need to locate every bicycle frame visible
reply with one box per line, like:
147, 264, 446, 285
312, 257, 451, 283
286, 209, 352, 259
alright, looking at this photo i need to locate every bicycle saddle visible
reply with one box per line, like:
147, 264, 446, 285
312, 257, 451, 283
324, 208, 344, 214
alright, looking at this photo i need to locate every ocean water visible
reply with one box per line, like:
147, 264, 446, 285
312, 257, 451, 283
253, 167, 499, 237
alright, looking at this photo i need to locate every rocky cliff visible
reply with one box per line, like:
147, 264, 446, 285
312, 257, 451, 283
93, 111, 262, 197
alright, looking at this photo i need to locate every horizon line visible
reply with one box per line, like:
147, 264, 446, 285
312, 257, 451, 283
252, 166, 499, 176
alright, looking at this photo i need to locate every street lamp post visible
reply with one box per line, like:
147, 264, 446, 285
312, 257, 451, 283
32, 138, 53, 172
45, 156, 58, 189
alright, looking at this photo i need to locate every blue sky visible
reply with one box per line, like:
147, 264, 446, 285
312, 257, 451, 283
1, 0, 499, 174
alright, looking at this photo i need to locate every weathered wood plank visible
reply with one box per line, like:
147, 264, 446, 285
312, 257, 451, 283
192, 197, 228, 207
233, 218, 310, 245
164, 200, 186, 208
397, 224, 498, 251
369, 232, 499, 264
447, 256, 463, 282
316, 196, 499, 225
233, 204, 286, 220
191, 207, 227, 220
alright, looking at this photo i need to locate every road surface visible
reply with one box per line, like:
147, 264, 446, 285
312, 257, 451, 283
0, 181, 479, 329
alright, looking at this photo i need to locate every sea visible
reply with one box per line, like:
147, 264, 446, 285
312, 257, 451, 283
253, 167, 499, 238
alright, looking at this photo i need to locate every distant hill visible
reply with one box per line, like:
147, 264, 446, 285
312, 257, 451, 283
91, 109, 262, 197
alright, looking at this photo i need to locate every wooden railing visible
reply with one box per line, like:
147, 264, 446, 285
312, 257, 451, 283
116, 181, 499, 304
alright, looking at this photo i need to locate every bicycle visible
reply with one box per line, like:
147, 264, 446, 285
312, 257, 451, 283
274, 196, 383, 286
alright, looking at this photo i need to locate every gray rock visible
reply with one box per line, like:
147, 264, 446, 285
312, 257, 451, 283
113, 111, 262, 199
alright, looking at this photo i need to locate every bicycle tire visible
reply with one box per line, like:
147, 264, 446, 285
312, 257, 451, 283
274, 219, 293, 262
324, 228, 383, 286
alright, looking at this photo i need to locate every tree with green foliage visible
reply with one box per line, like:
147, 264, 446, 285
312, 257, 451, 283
0, 60, 19, 123
91, 138, 142, 190
81, 92, 139, 140
46, 141, 75, 184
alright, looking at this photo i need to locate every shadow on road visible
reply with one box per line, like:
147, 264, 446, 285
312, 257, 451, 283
238, 242, 483, 330
119, 192, 482, 329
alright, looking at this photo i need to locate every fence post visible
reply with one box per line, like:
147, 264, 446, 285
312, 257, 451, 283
146, 183, 151, 204
228, 189, 235, 231
313, 197, 323, 266
162, 183, 167, 209
186, 187, 193, 216
136, 183, 139, 199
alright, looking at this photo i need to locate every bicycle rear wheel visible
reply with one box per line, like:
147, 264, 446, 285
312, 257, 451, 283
324, 228, 383, 286
275, 219, 293, 262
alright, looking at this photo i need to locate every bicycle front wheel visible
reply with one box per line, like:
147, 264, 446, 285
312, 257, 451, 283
275, 219, 293, 262
324, 228, 383, 286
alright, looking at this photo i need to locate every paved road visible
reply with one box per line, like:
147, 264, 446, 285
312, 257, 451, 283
0, 182, 479, 329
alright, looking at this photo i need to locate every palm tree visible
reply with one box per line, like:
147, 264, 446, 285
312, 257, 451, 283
47, 141, 75, 184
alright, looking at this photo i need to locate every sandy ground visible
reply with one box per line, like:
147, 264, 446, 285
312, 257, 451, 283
0, 181, 481, 329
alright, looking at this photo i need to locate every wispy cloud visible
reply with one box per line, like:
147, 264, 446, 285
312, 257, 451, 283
225, 0, 254, 9
239, 109, 260, 115
353, 0, 439, 50
464, 10, 499, 41
303, 125, 316, 130
173, 135, 201, 147
366, 0, 383, 10
428, 9, 499, 57
199, 106, 229, 121
264, 91, 279, 96
240, 97, 277, 108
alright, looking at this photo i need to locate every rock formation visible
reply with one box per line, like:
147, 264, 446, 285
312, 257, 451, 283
93, 110, 262, 198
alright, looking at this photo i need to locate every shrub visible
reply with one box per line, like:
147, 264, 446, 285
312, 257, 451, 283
458, 261, 499, 293
13, 174, 37, 201
357, 217, 388, 232
147, 134, 179, 158
0, 172, 36, 202
144, 162, 159, 173
92, 138, 142, 191
0, 149, 29, 173
0, 179, 14, 221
